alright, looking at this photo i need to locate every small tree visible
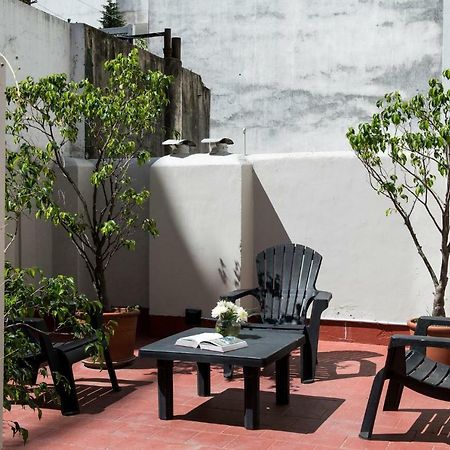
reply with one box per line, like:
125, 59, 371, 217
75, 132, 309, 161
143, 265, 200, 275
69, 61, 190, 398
99, 0, 126, 28
6, 49, 171, 311
347, 70, 450, 317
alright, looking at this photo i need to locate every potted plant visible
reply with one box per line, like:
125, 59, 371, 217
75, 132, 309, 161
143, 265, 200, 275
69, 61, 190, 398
347, 71, 450, 361
6, 49, 171, 366
3, 262, 104, 443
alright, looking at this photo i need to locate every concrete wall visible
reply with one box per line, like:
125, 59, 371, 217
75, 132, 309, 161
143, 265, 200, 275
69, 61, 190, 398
146, 153, 434, 324
148, 155, 255, 316
0, 0, 73, 274
140, 0, 443, 154
0, 0, 72, 83
45, 153, 435, 325
80, 25, 210, 156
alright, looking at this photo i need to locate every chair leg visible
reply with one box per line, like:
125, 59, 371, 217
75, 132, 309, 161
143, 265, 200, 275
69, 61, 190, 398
300, 337, 315, 384
50, 355, 80, 416
103, 346, 120, 392
383, 379, 404, 411
223, 364, 234, 379
359, 369, 386, 440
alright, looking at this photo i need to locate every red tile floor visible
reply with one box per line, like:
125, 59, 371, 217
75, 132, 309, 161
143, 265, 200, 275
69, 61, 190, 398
3, 338, 449, 449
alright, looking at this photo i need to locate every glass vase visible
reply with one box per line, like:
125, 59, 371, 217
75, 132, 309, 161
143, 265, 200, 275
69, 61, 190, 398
215, 319, 241, 337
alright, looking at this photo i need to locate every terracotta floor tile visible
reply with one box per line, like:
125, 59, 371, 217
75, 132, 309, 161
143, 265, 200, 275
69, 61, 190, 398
3, 339, 449, 449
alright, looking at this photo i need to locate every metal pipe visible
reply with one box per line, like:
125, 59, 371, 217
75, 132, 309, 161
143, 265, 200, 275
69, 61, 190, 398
172, 37, 181, 60
164, 28, 172, 58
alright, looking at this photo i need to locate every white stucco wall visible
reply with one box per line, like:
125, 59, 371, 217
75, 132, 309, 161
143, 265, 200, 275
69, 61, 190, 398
139, 0, 443, 154
0, 0, 72, 84
0, 0, 74, 274
144, 153, 435, 324
4, 149, 436, 325
148, 154, 254, 316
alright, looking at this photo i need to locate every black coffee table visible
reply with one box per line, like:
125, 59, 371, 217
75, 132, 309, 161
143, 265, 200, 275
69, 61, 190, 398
139, 327, 305, 429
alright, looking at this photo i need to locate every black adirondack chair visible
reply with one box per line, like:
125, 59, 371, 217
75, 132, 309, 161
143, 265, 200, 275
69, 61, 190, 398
360, 316, 450, 440
22, 317, 120, 416
220, 243, 332, 383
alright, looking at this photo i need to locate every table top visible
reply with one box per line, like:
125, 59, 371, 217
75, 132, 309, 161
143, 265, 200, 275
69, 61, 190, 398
139, 327, 305, 367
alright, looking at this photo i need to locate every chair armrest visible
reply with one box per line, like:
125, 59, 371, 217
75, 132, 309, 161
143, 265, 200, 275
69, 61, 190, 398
220, 288, 259, 303
307, 290, 332, 337
312, 290, 332, 306
415, 316, 450, 336
390, 334, 450, 350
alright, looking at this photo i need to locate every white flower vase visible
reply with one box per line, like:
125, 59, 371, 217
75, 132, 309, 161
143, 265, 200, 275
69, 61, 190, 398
215, 319, 241, 337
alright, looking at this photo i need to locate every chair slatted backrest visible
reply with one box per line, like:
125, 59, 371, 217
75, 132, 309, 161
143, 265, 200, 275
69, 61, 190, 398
256, 244, 322, 324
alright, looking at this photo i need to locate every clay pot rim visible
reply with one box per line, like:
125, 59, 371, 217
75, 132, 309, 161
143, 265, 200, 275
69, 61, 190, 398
103, 308, 140, 318
407, 318, 450, 333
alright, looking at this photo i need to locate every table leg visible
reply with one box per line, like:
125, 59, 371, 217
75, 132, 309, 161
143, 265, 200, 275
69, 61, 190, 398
197, 362, 211, 396
276, 354, 290, 405
243, 366, 260, 429
157, 359, 173, 419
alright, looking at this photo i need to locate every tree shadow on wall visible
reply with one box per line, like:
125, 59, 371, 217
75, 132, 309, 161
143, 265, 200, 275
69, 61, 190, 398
217, 171, 292, 289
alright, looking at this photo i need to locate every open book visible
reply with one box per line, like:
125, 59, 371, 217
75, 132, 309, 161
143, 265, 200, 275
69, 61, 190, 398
175, 332, 248, 352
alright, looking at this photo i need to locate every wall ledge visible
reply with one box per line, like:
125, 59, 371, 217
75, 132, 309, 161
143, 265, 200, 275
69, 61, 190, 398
137, 311, 409, 346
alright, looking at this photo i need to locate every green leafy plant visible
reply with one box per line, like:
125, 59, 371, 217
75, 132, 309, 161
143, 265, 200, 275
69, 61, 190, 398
4, 262, 103, 443
347, 70, 450, 317
6, 49, 171, 311
99, 0, 126, 28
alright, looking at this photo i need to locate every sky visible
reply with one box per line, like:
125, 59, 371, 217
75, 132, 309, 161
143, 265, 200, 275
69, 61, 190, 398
33, 0, 104, 27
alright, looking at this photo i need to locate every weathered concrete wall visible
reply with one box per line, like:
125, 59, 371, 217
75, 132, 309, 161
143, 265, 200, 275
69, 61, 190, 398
78, 25, 210, 156
143, 0, 443, 154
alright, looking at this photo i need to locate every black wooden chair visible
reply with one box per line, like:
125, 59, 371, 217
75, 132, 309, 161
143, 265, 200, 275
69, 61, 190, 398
220, 243, 332, 383
360, 316, 450, 439
23, 317, 120, 416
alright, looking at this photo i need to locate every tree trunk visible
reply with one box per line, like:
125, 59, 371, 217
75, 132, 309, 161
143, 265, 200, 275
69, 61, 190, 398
433, 281, 446, 317
94, 255, 110, 311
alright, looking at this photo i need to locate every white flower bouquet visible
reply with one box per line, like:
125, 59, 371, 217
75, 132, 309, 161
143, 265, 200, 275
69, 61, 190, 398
211, 300, 248, 323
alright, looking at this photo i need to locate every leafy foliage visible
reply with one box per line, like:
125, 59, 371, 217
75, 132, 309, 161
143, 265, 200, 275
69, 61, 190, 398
347, 71, 450, 316
4, 262, 103, 443
6, 49, 171, 309
99, 0, 126, 28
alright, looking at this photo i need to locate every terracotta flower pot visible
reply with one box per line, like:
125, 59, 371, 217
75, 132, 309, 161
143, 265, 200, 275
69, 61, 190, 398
84, 308, 139, 369
407, 319, 450, 365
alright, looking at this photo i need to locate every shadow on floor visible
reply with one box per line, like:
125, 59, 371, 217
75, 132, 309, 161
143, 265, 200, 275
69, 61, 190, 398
38, 378, 152, 414
178, 388, 345, 433
315, 350, 381, 381
371, 408, 450, 444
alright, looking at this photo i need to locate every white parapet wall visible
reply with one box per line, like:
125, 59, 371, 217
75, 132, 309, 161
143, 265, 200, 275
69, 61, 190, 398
148, 154, 255, 316
147, 152, 435, 324
10, 152, 437, 325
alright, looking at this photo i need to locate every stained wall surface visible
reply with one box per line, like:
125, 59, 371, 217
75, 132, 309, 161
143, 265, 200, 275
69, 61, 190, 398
143, 0, 443, 154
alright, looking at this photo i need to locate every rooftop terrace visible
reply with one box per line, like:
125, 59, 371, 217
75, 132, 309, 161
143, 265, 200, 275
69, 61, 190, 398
3, 338, 449, 449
